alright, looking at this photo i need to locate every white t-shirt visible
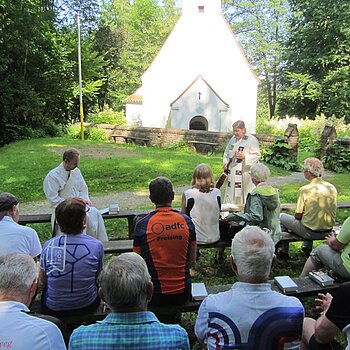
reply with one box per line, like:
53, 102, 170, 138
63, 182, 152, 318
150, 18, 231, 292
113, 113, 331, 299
0, 216, 42, 257
184, 187, 221, 244
0, 301, 66, 350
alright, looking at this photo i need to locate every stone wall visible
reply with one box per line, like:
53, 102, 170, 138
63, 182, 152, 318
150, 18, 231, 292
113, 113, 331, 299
91, 123, 299, 158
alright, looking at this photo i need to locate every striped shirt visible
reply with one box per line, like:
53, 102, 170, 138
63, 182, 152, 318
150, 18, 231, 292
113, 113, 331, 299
69, 311, 190, 350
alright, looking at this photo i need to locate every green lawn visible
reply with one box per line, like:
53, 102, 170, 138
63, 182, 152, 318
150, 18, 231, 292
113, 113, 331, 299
0, 137, 290, 202
2, 137, 349, 348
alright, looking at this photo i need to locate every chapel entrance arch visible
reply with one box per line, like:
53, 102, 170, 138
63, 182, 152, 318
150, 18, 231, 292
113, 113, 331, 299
189, 116, 208, 130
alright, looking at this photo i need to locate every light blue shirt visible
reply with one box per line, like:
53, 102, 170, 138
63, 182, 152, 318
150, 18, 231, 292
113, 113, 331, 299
0, 301, 66, 349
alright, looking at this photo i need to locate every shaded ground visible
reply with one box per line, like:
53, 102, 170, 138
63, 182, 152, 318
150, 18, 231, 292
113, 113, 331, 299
20, 171, 333, 215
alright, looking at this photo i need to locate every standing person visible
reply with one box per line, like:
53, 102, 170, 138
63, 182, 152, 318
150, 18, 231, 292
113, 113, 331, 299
43, 148, 108, 241
69, 253, 190, 350
133, 176, 196, 307
40, 198, 103, 317
0, 253, 66, 350
195, 226, 304, 350
279, 157, 337, 257
300, 216, 350, 280
182, 163, 221, 244
0, 192, 41, 258
223, 120, 261, 207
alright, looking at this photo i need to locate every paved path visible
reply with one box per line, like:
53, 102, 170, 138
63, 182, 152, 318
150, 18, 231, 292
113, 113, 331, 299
20, 171, 333, 215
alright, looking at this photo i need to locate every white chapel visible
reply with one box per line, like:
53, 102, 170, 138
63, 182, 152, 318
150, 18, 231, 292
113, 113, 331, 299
125, 0, 259, 133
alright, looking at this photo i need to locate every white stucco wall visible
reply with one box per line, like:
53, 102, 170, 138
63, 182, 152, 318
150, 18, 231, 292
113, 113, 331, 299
125, 0, 259, 132
170, 76, 229, 131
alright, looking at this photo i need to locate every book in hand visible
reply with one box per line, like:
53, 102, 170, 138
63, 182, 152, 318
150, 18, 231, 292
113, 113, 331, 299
309, 271, 334, 287
274, 276, 298, 294
191, 283, 208, 301
221, 203, 239, 212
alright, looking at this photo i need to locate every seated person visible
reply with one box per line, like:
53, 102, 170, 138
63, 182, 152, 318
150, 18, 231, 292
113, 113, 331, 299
133, 176, 196, 307
0, 192, 41, 258
280, 157, 337, 256
40, 197, 104, 316
43, 148, 108, 241
181, 163, 221, 244
224, 163, 281, 244
0, 253, 66, 349
300, 216, 350, 280
301, 283, 350, 350
195, 226, 304, 350
215, 163, 281, 263
69, 252, 190, 350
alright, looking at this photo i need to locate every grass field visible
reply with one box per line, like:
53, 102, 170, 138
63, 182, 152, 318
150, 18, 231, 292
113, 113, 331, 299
1, 137, 349, 348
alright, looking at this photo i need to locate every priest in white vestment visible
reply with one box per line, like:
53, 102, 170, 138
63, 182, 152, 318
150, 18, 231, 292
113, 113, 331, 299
43, 148, 108, 241
223, 120, 261, 207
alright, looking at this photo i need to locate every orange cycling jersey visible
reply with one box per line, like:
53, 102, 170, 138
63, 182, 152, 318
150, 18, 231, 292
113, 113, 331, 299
133, 207, 196, 295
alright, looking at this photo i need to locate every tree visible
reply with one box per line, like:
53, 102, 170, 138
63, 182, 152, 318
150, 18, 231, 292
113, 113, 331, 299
280, 0, 350, 121
98, 0, 180, 110
223, 0, 290, 118
0, 0, 58, 145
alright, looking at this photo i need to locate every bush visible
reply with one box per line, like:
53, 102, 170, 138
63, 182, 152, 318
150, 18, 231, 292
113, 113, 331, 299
323, 144, 350, 173
256, 114, 350, 153
261, 139, 300, 171
87, 108, 126, 125
66, 124, 108, 141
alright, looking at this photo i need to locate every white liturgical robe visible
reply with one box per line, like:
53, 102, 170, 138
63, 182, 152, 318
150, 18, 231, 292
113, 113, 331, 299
43, 163, 108, 241
223, 133, 261, 207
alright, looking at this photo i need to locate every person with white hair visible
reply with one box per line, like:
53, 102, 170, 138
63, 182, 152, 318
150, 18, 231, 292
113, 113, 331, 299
195, 226, 304, 350
43, 148, 108, 242
69, 252, 190, 350
222, 120, 261, 207
0, 192, 41, 258
223, 162, 281, 244
279, 157, 337, 258
0, 253, 66, 349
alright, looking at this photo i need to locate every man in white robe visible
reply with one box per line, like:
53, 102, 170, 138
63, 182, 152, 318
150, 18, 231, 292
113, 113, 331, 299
223, 120, 261, 207
43, 148, 108, 241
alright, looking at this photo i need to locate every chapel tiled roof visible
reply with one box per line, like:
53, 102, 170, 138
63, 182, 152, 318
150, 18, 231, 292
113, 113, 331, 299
125, 94, 143, 104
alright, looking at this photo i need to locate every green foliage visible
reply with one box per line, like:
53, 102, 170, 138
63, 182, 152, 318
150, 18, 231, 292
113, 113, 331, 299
282, 0, 350, 121
88, 108, 126, 125
224, 0, 290, 118
256, 115, 350, 154
262, 139, 300, 171
98, 0, 180, 110
323, 144, 350, 173
66, 125, 108, 141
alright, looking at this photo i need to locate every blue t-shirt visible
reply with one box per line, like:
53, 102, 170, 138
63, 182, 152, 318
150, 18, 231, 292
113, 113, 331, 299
40, 233, 104, 311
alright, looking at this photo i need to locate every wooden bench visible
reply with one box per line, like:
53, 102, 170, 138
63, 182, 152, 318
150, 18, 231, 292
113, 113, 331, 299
29, 276, 343, 328
110, 134, 150, 146
187, 140, 219, 154
281, 202, 350, 211
19, 209, 149, 239
103, 239, 133, 254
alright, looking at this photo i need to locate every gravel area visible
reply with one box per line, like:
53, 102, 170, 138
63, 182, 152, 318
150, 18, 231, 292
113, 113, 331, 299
20, 171, 333, 215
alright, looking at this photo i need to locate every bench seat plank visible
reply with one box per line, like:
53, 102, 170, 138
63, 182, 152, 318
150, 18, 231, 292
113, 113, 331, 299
28, 277, 342, 327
